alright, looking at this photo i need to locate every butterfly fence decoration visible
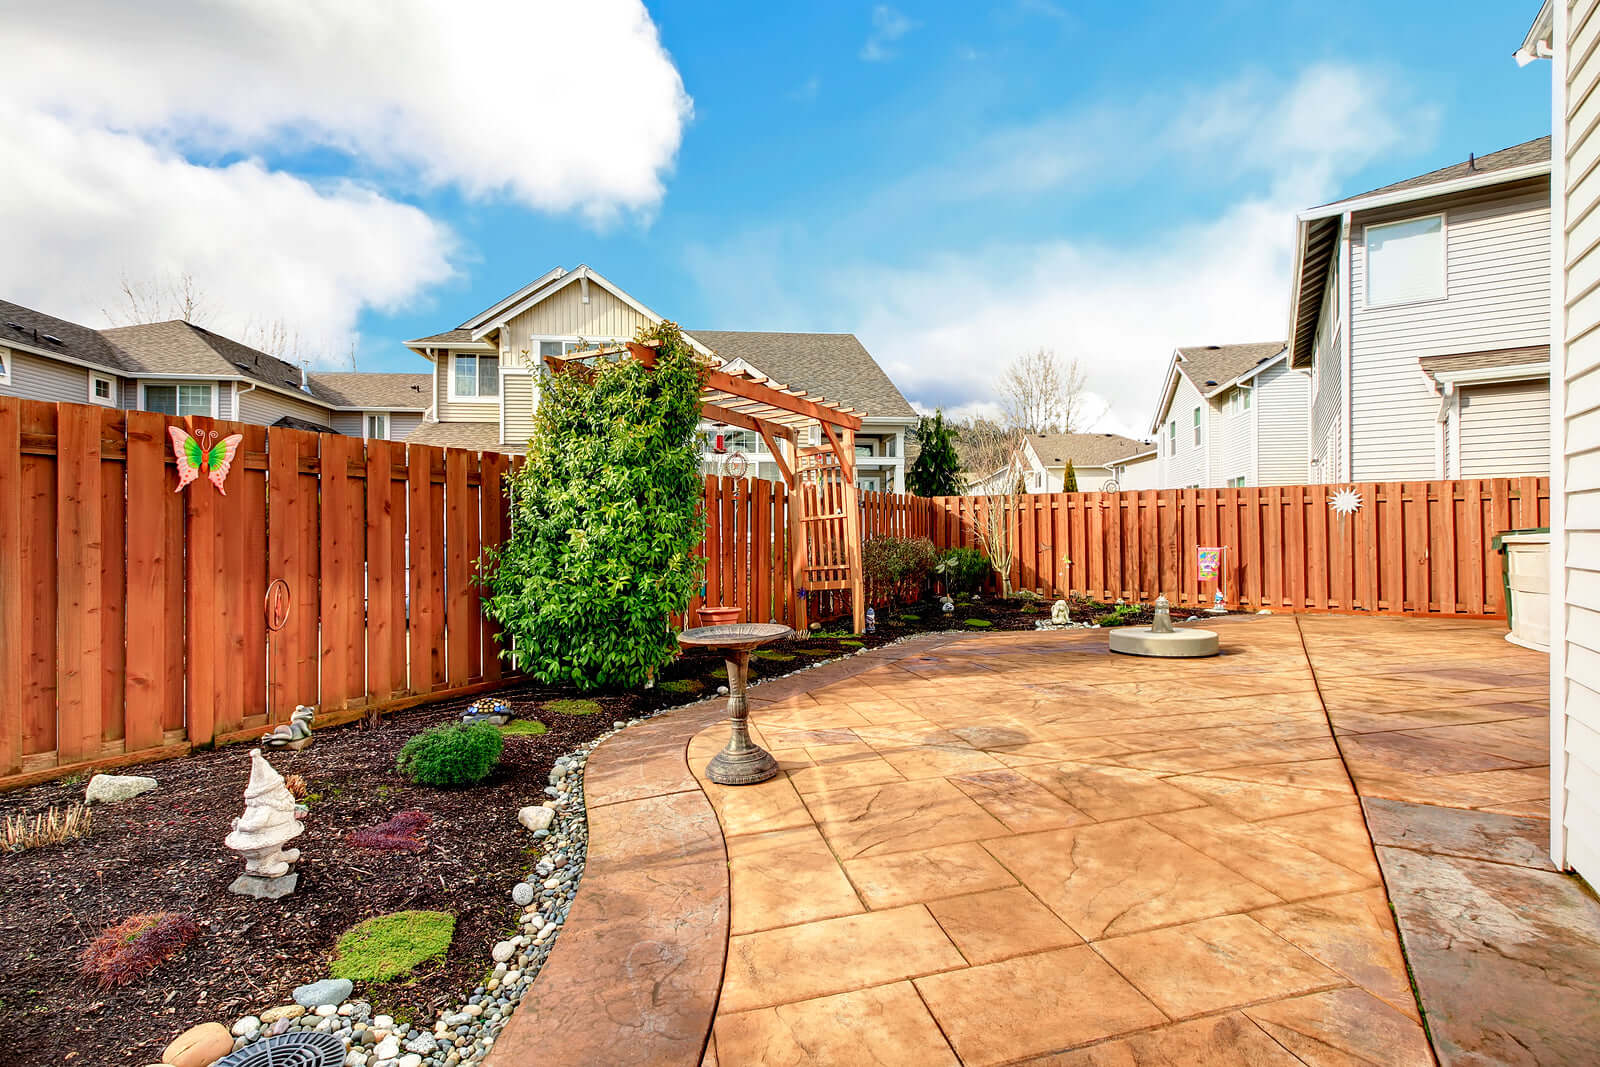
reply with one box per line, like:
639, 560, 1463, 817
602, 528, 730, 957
168, 426, 244, 495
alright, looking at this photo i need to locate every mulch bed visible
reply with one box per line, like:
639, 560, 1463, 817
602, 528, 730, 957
0, 595, 1216, 1062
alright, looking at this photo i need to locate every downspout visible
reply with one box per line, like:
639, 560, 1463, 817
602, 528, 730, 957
236, 381, 258, 423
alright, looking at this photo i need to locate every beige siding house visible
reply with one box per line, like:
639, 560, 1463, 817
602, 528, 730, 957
1288, 139, 1554, 482
0, 298, 428, 436
405, 266, 921, 489
1148, 342, 1308, 488
1529, 0, 1600, 886
1013, 432, 1152, 493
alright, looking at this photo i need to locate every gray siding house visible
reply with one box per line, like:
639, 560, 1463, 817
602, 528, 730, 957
1287, 138, 1553, 482
1148, 342, 1309, 488
406, 266, 920, 490
0, 298, 428, 437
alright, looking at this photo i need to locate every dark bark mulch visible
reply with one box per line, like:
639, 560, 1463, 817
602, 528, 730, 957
0, 598, 1217, 1062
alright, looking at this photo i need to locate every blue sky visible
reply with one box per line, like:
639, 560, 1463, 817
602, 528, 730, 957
3, 1, 1550, 434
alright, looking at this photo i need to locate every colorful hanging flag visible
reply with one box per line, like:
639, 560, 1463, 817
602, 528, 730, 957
1197, 547, 1222, 582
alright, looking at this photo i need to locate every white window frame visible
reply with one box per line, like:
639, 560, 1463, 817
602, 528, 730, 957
1167, 420, 1176, 451
141, 381, 218, 418
89, 373, 117, 407
1364, 212, 1447, 309
0, 345, 10, 385
365, 412, 388, 440
1192, 406, 1202, 446
447, 351, 501, 401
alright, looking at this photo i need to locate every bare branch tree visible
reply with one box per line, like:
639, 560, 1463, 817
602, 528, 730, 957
998, 348, 1088, 435
102, 271, 210, 326
959, 419, 1026, 596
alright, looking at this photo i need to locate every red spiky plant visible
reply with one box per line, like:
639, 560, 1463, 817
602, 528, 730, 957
345, 809, 430, 852
81, 912, 200, 989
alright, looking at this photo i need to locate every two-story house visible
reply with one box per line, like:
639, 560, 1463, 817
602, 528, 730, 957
403, 265, 920, 490
1287, 137, 1552, 481
1148, 342, 1309, 488
0, 297, 429, 436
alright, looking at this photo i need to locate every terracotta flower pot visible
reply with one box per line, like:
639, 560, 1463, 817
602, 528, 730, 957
697, 605, 742, 626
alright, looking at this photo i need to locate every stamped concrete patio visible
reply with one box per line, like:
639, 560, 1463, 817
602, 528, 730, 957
491, 615, 1599, 1066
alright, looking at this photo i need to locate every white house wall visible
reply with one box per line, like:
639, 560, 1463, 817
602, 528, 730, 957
1156, 373, 1207, 487
1255, 360, 1312, 485
1216, 388, 1253, 485
1349, 178, 1551, 481
434, 354, 499, 423
502, 374, 536, 447
1457, 379, 1551, 476
501, 284, 652, 369
0, 348, 97, 404
1309, 258, 1344, 482
389, 412, 424, 441
1555, 0, 1600, 885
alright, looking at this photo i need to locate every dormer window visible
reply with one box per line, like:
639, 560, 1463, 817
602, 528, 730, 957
451, 353, 500, 399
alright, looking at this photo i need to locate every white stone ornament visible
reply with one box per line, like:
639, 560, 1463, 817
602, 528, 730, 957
1050, 599, 1070, 625
225, 748, 305, 898
1329, 487, 1363, 517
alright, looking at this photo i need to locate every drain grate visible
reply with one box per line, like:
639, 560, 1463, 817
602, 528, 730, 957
214, 1031, 347, 1067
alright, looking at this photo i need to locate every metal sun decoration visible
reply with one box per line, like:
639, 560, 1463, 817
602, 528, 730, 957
723, 450, 750, 479
1328, 487, 1363, 518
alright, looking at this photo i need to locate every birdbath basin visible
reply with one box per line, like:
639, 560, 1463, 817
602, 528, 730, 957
1108, 595, 1219, 658
679, 622, 793, 785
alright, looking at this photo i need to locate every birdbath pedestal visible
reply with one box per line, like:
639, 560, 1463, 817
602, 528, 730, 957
678, 622, 793, 785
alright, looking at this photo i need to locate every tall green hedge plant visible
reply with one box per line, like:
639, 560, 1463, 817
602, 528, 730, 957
481, 323, 707, 688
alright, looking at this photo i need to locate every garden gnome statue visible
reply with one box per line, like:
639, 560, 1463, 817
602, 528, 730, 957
1152, 596, 1175, 634
225, 749, 305, 899
261, 705, 314, 751
1050, 599, 1070, 625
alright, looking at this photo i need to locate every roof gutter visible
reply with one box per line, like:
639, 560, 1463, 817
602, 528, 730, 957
1433, 362, 1551, 387
1515, 1, 1554, 66
1296, 160, 1551, 223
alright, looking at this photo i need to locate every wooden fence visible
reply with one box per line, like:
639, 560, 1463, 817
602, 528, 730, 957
0, 394, 1546, 790
928, 480, 1549, 616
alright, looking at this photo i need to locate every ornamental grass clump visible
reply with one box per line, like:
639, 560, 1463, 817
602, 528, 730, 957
81, 912, 199, 989
346, 810, 430, 853
481, 322, 707, 689
4, 802, 91, 852
397, 723, 503, 788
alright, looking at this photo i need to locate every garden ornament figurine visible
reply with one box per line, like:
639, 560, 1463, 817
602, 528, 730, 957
1152, 595, 1175, 633
1051, 599, 1070, 625
865, 607, 876, 633
261, 705, 315, 751
225, 749, 305, 899
462, 698, 511, 726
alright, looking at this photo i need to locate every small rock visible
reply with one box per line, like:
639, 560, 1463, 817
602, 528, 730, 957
230, 1016, 260, 1038
511, 882, 535, 906
716, 685, 729, 696
293, 978, 354, 1007
260, 1004, 305, 1024
85, 773, 158, 805
161, 1022, 233, 1067
398, 1056, 423, 1067
517, 806, 555, 832
491, 940, 516, 963
315, 1003, 339, 1017
374, 1035, 400, 1059
373, 1015, 395, 1030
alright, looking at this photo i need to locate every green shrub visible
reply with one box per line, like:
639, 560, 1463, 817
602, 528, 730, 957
547, 698, 602, 716
397, 723, 503, 787
906, 412, 963, 497
1095, 604, 1139, 627
498, 720, 548, 737
964, 618, 992, 628
330, 910, 455, 983
480, 323, 707, 689
863, 535, 937, 607
934, 547, 988, 597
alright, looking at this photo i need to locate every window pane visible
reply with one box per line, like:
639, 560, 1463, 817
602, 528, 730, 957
538, 340, 564, 358
178, 385, 211, 415
0, 346, 7, 376
1242, 389, 1251, 411
1366, 216, 1444, 306
145, 385, 177, 414
480, 355, 499, 397
368, 414, 386, 438
454, 355, 477, 396
93, 378, 111, 399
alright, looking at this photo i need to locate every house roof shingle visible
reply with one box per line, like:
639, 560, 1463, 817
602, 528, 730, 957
102, 320, 313, 393
407, 328, 477, 346
688, 330, 917, 421
0, 298, 137, 373
1317, 136, 1551, 210
1175, 342, 1286, 398
1026, 432, 1150, 468
309, 372, 431, 409
403, 421, 525, 455
1418, 345, 1550, 379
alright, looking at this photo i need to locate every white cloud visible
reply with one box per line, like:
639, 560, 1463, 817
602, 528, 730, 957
685, 64, 1432, 437
8, 0, 691, 224
861, 5, 918, 61
0, 0, 691, 361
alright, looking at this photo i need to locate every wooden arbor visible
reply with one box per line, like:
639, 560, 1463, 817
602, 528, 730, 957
545, 341, 868, 633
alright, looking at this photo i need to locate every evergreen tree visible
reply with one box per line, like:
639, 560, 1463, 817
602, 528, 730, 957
906, 411, 963, 497
1063, 460, 1078, 492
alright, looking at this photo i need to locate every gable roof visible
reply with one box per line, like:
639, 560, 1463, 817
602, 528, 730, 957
0, 298, 136, 374
1288, 136, 1551, 369
1418, 344, 1550, 380
102, 320, 311, 393
1315, 137, 1550, 212
403, 420, 526, 455
688, 331, 917, 420
1174, 342, 1286, 397
309, 372, 431, 409
1024, 432, 1149, 469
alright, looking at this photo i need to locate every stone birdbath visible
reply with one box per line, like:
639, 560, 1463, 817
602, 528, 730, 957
678, 622, 793, 785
